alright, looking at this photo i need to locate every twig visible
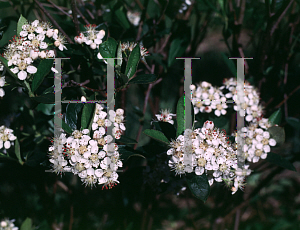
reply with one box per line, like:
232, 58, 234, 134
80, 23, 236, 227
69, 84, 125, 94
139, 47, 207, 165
69, 205, 74, 230
137, 0, 169, 42
234, 208, 241, 230
275, 85, 300, 109
270, 0, 294, 36
71, 0, 80, 36
46, 0, 73, 19
34, 0, 73, 44
76, 6, 90, 25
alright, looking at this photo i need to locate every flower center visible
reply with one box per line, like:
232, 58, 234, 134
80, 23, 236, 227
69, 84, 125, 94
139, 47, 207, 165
262, 138, 269, 145
75, 163, 85, 172
197, 158, 206, 167
32, 39, 39, 47
255, 149, 263, 157
1, 134, 8, 142
97, 138, 106, 146
18, 61, 27, 70
79, 145, 87, 154
97, 119, 105, 127
89, 154, 98, 162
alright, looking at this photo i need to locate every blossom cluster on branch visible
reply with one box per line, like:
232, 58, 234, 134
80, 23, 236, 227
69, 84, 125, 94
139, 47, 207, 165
49, 105, 125, 189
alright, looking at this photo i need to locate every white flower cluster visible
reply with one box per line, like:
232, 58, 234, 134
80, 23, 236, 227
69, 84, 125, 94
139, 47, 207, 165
236, 118, 276, 163
220, 78, 263, 122
190, 78, 263, 122
155, 109, 176, 125
4, 20, 67, 81
49, 105, 125, 189
0, 64, 5, 97
190, 81, 228, 117
0, 218, 18, 230
167, 121, 238, 186
0, 125, 16, 151
74, 24, 105, 50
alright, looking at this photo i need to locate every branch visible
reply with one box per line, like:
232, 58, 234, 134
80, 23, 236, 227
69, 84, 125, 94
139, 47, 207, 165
71, 0, 80, 36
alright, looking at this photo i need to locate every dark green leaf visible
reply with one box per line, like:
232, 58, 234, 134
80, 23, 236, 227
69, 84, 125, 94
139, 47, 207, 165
0, 2, 11, 8
62, 120, 73, 134
15, 138, 24, 165
267, 126, 285, 145
209, 115, 230, 133
168, 38, 188, 67
65, 103, 84, 131
33, 93, 54, 104
186, 174, 210, 202
119, 145, 145, 162
176, 95, 185, 137
269, 109, 282, 125
125, 44, 140, 79
17, 15, 27, 35
20, 217, 33, 230
221, 53, 236, 77
118, 135, 138, 144
80, 93, 96, 131
31, 59, 54, 92
36, 103, 53, 115
153, 121, 176, 141
285, 117, 300, 129
99, 37, 118, 58
115, 7, 131, 29
143, 129, 170, 145
128, 74, 157, 84
266, 152, 296, 172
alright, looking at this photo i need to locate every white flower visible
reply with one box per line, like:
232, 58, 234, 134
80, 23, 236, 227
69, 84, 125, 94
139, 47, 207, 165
0, 126, 17, 150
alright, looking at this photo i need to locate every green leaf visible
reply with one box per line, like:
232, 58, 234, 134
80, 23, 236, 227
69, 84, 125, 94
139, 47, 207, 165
17, 15, 27, 35
99, 37, 118, 58
209, 115, 230, 133
269, 109, 282, 125
115, 7, 131, 30
15, 138, 24, 165
267, 126, 285, 145
62, 120, 73, 134
266, 152, 296, 172
119, 145, 145, 162
117, 41, 123, 66
143, 129, 170, 145
36, 103, 54, 115
176, 95, 185, 137
31, 59, 54, 92
20, 217, 33, 230
125, 44, 140, 79
153, 121, 177, 141
168, 38, 188, 67
65, 103, 84, 131
221, 53, 236, 77
118, 135, 138, 144
33, 93, 54, 104
81, 103, 95, 130
285, 117, 300, 129
186, 174, 210, 202
128, 74, 157, 84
